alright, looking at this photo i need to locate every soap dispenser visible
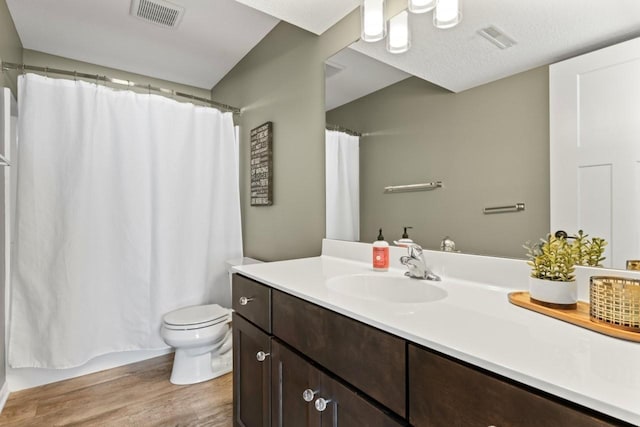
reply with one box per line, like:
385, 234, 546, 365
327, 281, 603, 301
372, 229, 389, 272
394, 226, 414, 247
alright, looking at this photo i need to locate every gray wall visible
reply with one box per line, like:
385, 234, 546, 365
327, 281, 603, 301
0, 0, 20, 394
211, 15, 362, 261
327, 69, 550, 258
0, 0, 21, 96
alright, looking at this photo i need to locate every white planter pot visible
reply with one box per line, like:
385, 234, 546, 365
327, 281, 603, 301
529, 277, 578, 306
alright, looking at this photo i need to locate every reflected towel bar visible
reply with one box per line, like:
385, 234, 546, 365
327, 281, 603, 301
384, 181, 442, 193
483, 203, 525, 214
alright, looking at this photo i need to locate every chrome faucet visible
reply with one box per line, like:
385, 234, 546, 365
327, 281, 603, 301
400, 244, 441, 281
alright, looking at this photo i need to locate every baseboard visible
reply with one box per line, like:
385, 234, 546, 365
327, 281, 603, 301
0, 381, 9, 414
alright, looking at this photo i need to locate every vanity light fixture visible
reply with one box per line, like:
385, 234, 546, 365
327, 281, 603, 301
408, 0, 435, 14
361, 0, 386, 42
434, 0, 462, 29
387, 11, 411, 54
361, 0, 462, 54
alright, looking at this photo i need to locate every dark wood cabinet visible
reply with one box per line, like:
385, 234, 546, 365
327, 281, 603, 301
233, 273, 628, 427
408, 343, 622, 427
272, 289, 406, 417
233, 313, 272, 427
271, 339, 320, 427
232, 274, 272, 333
271, 339, 405, 427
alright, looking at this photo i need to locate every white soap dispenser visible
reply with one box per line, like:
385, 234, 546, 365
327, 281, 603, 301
394, 226, 414, 247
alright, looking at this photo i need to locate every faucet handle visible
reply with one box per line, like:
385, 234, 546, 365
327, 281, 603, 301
407, 243, 423, 258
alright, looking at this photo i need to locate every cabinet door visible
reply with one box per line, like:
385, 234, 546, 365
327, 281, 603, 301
316, 367, 406, 427
233, 274, 272, 333
409, 344, 618, 427
233, 313, 272, 427
272, 340, 405, 427
271, 339, 321, 427
273, 290, 406, 417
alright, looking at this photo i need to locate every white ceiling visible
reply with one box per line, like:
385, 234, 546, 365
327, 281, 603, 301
6, 0, 640, 95
6, 0, 279, 89
350, 0, 640, 92
325, 48, 409, 111
234, 0, 360, 35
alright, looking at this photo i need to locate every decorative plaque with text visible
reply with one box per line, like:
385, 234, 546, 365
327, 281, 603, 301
250, 122, 273, 206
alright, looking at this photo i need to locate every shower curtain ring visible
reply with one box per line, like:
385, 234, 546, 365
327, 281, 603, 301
148, 84, 151, 95
21, 64, 25, 75
44, 67, 48, 78
73, 71, 77, 82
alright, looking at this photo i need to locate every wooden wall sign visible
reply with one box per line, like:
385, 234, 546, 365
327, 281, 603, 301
250, 122, 273, 206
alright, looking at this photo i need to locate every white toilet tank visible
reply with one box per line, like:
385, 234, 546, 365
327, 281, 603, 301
225, 257, 262, 288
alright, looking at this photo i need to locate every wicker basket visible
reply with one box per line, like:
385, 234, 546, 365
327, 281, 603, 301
590, 276, 640, 332
627, 260, 640, 271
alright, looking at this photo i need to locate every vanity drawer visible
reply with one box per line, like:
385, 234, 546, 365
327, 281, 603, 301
272, 289, 406, 418
232, 274, 271, 333
408, 344, 622, 427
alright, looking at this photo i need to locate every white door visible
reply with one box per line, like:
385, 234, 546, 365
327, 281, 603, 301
550, 37, 640, 269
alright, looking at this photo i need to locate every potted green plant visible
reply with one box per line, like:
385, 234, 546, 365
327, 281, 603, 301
524, 230, 607, 308
570, 230, 607, 267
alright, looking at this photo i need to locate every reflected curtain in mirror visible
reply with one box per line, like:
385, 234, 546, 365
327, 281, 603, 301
325, 130, 360, 241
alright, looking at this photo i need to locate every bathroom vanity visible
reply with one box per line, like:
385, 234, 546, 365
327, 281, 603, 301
232, 240, 640, 426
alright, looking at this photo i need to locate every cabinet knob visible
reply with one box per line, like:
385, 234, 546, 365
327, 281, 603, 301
256, 351, 270, 362
239, 296, 254, 306
302, 389, 318, 402
314, 397, 331, 412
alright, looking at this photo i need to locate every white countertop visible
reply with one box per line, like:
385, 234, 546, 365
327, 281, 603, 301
234, 240, 640, 425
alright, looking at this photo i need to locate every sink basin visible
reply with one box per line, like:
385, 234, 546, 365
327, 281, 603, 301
326, 274, 447, 304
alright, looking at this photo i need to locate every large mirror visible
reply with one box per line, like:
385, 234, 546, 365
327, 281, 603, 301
324, 3, 640, 269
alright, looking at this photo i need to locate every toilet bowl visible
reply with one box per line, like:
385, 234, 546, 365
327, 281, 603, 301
161, 257, 262, 385
161, 304, 232, 385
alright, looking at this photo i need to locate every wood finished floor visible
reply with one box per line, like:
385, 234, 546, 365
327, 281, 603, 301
0, 354, 232, 426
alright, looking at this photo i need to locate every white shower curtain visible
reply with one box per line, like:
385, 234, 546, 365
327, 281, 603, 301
325, 130, 359, 241
9, 74, 242, 368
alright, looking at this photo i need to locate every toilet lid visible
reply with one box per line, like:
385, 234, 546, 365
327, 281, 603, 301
163, 304, 230, 328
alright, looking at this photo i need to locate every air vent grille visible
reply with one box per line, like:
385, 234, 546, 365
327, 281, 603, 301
131, 0, 184, 28
478, 26, 516, 50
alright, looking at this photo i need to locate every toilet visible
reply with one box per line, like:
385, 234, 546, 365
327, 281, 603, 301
161, 304, 232, 385
161, 257, 262, 385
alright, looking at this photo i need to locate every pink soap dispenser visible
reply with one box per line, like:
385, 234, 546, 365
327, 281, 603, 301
373, 228, 389, 271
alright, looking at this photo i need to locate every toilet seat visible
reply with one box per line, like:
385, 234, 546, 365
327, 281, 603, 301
163, 304, 230, 331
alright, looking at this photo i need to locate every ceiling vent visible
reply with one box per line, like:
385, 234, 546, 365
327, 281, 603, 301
130, 0, 185, 28
478, 26, 517, 50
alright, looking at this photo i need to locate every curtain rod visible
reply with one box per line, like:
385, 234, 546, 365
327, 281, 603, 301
1, 61, 241, 114
326, 124, 363, 137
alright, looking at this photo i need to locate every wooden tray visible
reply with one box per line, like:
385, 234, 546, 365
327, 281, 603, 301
508, 291, 640, 343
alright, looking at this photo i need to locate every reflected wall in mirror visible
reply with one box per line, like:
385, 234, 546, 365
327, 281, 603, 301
324, 3, 640, 267
325, 47, 549, 260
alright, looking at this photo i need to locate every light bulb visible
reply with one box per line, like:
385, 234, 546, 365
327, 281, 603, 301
387, 11, 410, 54
361, 0, 386, 42
434, 0, 461, 29
408, 0, 435, 14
